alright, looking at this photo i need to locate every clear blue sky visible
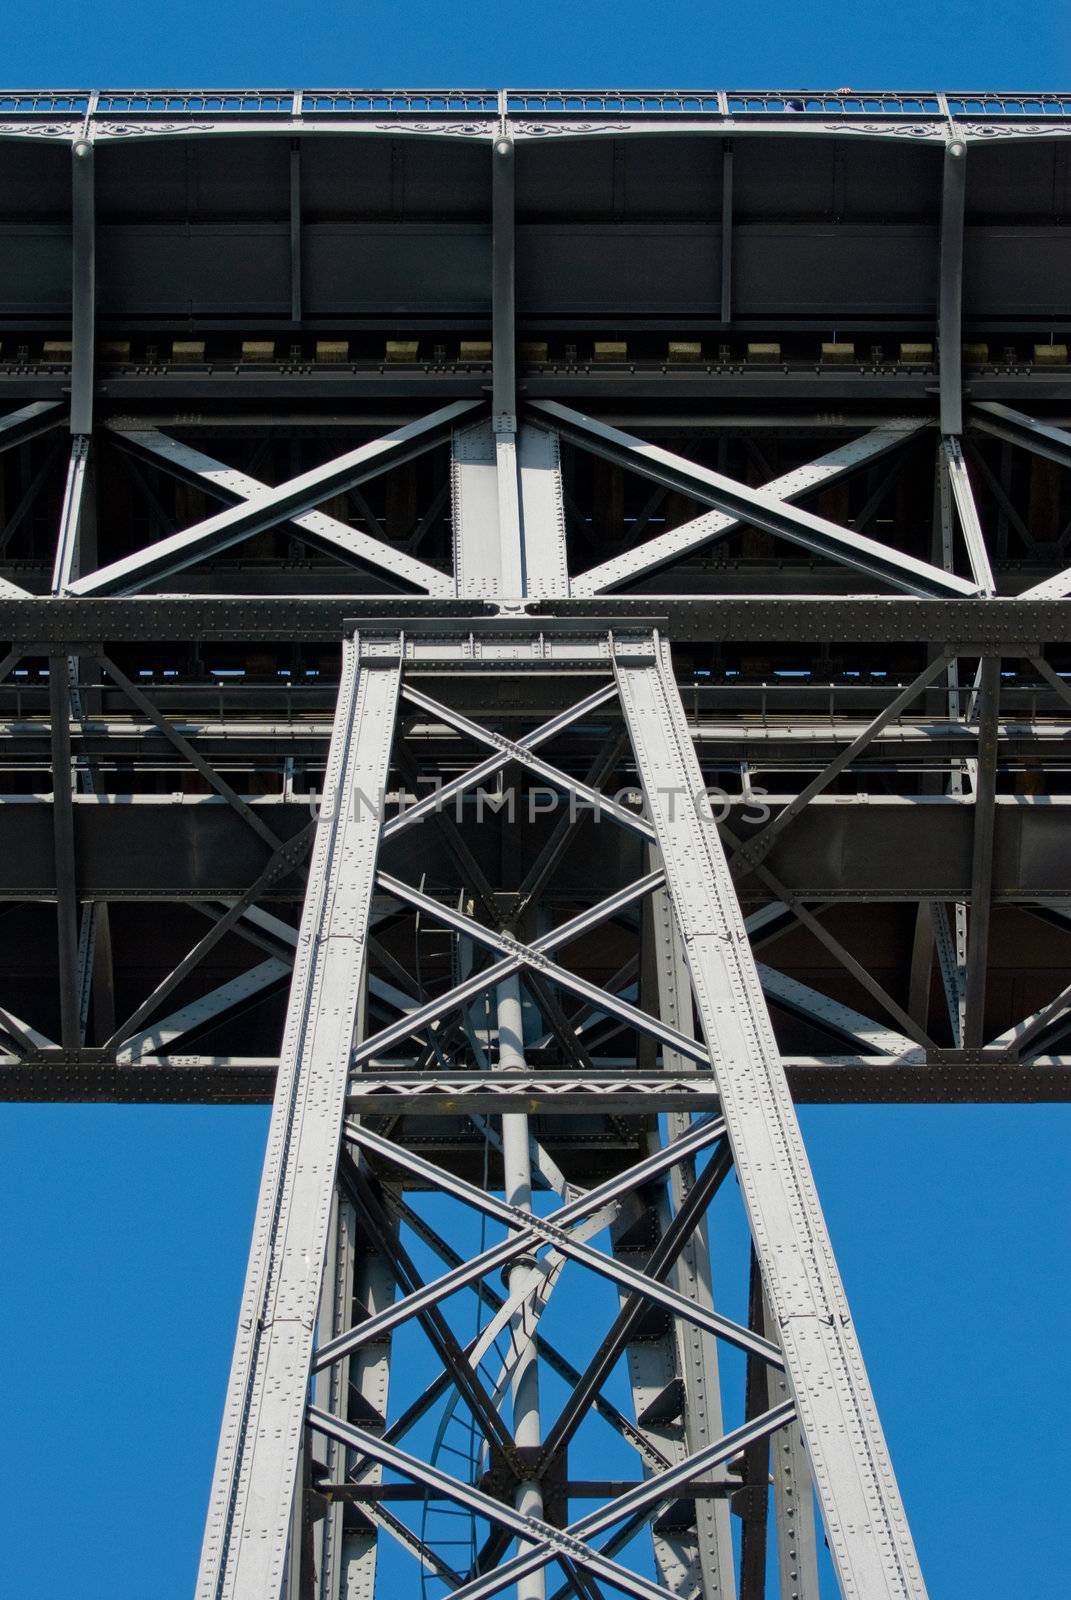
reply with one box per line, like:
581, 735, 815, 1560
2, 0, 1070, 89
2, 5, 1070, 1598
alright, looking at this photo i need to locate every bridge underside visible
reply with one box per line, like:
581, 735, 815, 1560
1, 87, 1069, 1600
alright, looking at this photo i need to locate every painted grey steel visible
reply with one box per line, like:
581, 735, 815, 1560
494, 976, 547, 1600
51, 437, 91, 595
342, 1119, 779, 1365
307, 1401, 793, 1600
313, 1115, 733, 1369
571, 417, 929, 595
69, 139, 95, 437
763, 1290, 821, 1600
729, 652, 953, 877
937, 137, 966, 437
641, 886, 737, 1595
92, 651, 284, 850
108, 426, 455, 595
70, 401, 478, 594
114, 958, 288, 1062
963, 657, 1001, 1049
0, 593, 1066, 643
942, 436, 994, 595
48, 655, 79, 1048
615, 634, 928, 1598
0, 400, 66, 453
196, 637, 400, 1599
720, 140, 733, 323
972, 401, 1071, 474
533, 400, 978, 597
757, 965, 920, 1059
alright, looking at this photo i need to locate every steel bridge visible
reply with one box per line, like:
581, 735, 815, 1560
1, 85, 1070, 1598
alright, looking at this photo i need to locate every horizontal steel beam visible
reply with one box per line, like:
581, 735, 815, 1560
0, 595, 1061, 643
2, 1056, 1068, 1104
0, 796, 1063, 901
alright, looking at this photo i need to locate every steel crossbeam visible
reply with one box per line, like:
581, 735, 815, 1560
373, 870, 710, 1064
614, 634, 929, 1599
571, 418, 928, 595
70, 401, 478, 595
107, 425, 455, 595
399, 682, 653, 838
353, 869, 671, 1063
343, 1120, 781, 1365
531, 400, 978, 597
972, 401, 1071, 473
312, 1114, 732, 1369
196, 636, 401, 1599
381, 680, 621, 840
309, 1399, 796, 1600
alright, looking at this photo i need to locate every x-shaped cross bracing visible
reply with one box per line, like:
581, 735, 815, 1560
70, 400, 478, 595
104, 422, 457, 595
533, 399, 979, 598
308, 1396, 796, 1600
313, 1113, 781, 1372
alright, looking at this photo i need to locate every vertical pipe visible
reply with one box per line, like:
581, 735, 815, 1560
289, 140, 302, 324
719, 141, 733, 326
70, 139, 95, 438
496, 973, 545, 1600
49, 655, 80, 1048
964, 655, 1001, 1047
938, 136, 967, 437
492, 133, 524, 595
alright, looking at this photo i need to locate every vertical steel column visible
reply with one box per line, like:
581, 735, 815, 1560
764, 1291, 820, 1600
719, 141, 733, 326
964, 656, 1001, 1048
933, 448, 970, 1043
197, 636, 401, 1600
938, 135, 966, 438
49, 654, 79, 1048
649, 883, 736, 1596
496, 974, 545, 1600
491, 131, 523, 593
615, 634, 928, 1600
70, 138, 95, 438
52, 436, 91, 594
289, 140, 303, 324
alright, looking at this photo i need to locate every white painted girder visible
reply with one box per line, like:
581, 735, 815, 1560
196, 637, 401, 1600
615, 634, 928, 1600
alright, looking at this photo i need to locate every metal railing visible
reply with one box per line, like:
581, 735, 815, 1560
0, 87, 1068, 120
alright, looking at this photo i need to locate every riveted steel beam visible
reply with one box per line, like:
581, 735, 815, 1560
197, 638, 401, 1600
531, 399, 978, 597
71, 402, 479, 595
106, 425, 456, 595
615, 634, 928, 1599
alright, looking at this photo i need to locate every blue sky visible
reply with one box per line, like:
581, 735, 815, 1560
4, 1102, 1069, 1595
3, 0, 1071, 90
1, 4, 1070, 1597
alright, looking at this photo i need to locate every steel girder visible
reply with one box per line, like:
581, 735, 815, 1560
197, 636, 401, 1598
615, 635, 925, 1597
180, 626, 946, 1600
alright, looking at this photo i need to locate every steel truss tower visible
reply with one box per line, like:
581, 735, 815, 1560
1, 85, 1070, 1599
